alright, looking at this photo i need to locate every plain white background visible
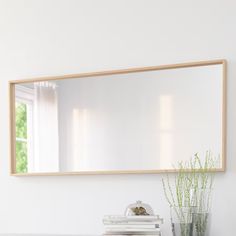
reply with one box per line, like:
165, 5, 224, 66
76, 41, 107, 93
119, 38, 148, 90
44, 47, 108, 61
0, 0, 235, 235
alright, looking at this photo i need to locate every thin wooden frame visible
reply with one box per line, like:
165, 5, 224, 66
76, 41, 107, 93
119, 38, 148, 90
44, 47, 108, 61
9, 59, 227, 176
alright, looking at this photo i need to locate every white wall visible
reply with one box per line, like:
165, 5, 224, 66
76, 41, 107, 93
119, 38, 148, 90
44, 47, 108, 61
0, 0, 235, 235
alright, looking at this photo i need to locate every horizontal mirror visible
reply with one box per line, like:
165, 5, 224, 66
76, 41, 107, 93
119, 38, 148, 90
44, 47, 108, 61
9, 60, 226, 175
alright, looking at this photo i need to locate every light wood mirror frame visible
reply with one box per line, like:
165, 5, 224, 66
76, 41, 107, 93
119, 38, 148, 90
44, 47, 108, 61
9, 59, 227, 176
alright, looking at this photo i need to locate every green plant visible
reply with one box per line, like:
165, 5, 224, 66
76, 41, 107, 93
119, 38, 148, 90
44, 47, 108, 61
15, 102, 28, 173
162, 151, 218, 235
162, 152, 216, 208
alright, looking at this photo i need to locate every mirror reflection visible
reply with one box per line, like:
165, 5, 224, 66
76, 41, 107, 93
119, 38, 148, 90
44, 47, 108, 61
12, 61, 225, 174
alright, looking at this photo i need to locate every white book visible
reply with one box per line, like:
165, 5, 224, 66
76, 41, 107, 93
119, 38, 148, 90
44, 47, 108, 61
103, 215, 163, 223
103, 234, 161, 236
105, 224, 160, 229
104, 215, 161, 221
103, 220, 163, 225
105, 228, 161, 233
103, 231, 161, 235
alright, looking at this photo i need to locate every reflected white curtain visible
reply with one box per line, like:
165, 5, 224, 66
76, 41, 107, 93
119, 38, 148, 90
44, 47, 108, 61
33, 81, 59, 172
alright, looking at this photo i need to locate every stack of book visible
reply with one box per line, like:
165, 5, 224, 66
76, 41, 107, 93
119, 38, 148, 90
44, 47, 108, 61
103, 215, 163, 236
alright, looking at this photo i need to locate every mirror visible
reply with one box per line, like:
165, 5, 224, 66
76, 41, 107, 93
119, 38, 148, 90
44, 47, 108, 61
9, 60, 226, 175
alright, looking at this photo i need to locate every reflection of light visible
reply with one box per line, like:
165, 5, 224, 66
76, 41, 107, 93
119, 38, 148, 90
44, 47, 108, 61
160, 95, 172, 130
159, 95, 173, 168
160, 133, 173, 168
72, 108, 88, 170
72, 109, 80, 170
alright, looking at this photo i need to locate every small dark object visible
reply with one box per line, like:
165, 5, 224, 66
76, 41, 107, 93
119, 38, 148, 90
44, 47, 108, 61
131, 206, 150, 215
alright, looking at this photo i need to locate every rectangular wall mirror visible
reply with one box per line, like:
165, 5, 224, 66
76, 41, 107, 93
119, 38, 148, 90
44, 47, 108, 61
9, 60, 226, 176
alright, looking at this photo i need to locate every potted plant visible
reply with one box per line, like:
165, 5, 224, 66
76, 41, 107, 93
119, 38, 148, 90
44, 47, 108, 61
162, 152, 217, 236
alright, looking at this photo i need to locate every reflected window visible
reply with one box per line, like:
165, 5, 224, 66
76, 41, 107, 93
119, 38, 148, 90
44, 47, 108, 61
15, 82, 59, 173
15, 85, 34, 173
